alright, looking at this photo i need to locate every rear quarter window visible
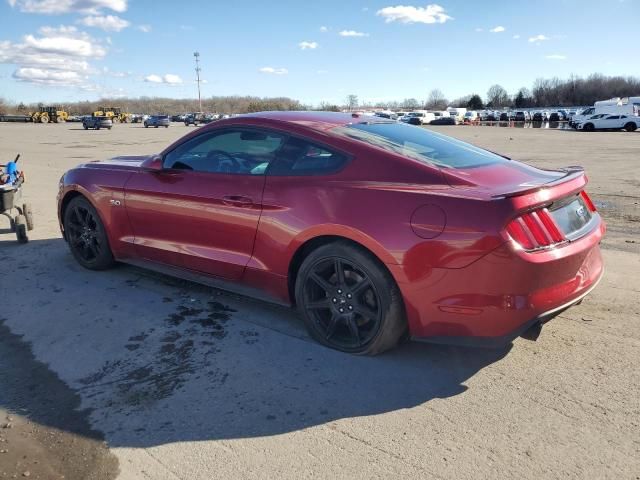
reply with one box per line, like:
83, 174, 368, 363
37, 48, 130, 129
332, 122, 505, 169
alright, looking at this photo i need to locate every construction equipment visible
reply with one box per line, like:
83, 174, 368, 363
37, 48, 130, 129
94, 106, 132, 123
30, 106, 69, 124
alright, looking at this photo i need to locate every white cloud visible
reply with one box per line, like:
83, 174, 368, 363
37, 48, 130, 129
489, 26, 505, 33
79, 15, 130, 32
338, 30, 369, 37
529, 34, 549, 43
513, 34, 520, 39
299, 41, 318, 50
319, 26, 328, 32
0, 25, 107, 87
545, 54, 566, 60
13, 67, 83, 85
259, 66, 288, 75
144, 73, 182, 84
376, 4, 452, 24
9, 0, 127, 14
163, 74, 182, 84
144, 74, 162, 83
137, 24, 151, 33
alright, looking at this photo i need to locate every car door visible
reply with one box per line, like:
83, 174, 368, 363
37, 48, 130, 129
124, 127, 286, 279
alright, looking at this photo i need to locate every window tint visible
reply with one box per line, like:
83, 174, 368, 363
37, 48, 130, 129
333, 122, 504, 169
268, 137, 347, 176
163, 129, 285, 175
607, 116, 619, 119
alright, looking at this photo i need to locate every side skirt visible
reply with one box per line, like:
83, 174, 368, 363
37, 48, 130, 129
120, 257, 292, 308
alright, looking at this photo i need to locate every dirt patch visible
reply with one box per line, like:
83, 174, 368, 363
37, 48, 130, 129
0, 320, 119, 480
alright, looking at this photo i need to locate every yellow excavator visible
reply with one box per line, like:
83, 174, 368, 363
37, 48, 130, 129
31, 106, 69, 123
93, 106, 132, 123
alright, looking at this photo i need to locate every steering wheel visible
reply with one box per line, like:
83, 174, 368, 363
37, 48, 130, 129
206, 150, 241, 173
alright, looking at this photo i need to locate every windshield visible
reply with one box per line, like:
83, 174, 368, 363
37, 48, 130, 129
332, 122, 505, 169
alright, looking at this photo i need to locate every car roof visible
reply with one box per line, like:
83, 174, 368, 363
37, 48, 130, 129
235, 111, 392, 131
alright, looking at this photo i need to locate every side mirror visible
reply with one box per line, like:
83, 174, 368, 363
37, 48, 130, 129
142, 155, 163, 171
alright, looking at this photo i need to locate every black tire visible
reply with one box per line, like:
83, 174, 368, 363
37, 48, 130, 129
295, 241, 406, 355
583, 123, 594, 132
63, 196, 115, 270
155, 125, 159, 128
15, 215, 28, 243
145, 123, 148, 128
84, 125, 88, 130
22, 203, 34, 230
96, 126, 100, 130
624, 122, 637, 132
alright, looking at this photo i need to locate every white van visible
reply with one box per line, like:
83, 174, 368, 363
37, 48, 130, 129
446, 107, 467, 121
401, 110, 435, 125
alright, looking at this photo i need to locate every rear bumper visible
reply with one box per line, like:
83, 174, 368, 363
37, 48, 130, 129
412, 268, 603, 348
391, 217, 605, 345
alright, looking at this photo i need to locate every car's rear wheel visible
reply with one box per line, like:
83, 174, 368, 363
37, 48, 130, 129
624, 122, 637, 132
84, 125, 88, 130
63, 196, 115, 270
583, 123, 594, 132
295, 242, 406, 355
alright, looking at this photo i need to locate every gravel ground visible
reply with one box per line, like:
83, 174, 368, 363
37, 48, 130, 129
0, 122, 638, 479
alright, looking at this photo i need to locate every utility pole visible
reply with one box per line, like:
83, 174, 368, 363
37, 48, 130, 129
194, 51, 202, 112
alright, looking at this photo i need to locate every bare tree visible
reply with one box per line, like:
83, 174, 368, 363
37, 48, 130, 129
345, 94, 359, 111
425, 89, 448, 110
400, 98, 420, 109
486, 84, 510, 108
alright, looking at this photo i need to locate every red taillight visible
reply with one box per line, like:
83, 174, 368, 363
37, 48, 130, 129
580, 190, 597, 212
506, 208, 566, 251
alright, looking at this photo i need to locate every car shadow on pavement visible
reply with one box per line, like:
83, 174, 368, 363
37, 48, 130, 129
0, 238, 512, 448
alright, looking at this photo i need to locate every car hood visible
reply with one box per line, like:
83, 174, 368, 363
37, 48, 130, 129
85, 155, 153, 170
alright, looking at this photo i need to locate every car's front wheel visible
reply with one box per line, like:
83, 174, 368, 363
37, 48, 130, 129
295, 242, 406, 355
624, 122, 637, 132
63, 196, 115, 270
583, 123, 594, 132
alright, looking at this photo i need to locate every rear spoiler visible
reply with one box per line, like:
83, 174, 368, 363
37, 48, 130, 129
492, 166, 586, 199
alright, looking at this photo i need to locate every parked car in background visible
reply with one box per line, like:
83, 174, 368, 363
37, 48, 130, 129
184, 112, 206, 126
463, 111, 479, 122
514, 111, 531, 122
446, 107, 467, 122
395, 112, 410, 121
82, 116, 112, 130
144, 115, 171, 128
577, 114, 639, 132
57, 111, 604, 355
374, 111, 398, 120
499, 112, 510, 121
401, 111, 435, 125
429, 116, 457, 125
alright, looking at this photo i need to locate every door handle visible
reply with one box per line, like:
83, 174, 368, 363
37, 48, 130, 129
222, 195, 254, 207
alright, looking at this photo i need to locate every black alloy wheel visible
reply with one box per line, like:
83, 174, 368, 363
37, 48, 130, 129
63, 196, 114, 270
296, 242, 406, 355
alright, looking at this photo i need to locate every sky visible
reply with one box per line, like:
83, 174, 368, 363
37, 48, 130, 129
0, 0, 639, 106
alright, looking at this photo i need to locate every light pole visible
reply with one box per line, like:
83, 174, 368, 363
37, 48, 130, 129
194, 51, 202, 112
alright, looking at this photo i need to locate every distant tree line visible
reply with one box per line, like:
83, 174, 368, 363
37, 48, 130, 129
1, 95, 306, 116
1, 74, 638, 116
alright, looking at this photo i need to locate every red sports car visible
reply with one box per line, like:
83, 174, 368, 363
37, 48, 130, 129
57, 112, 604, 354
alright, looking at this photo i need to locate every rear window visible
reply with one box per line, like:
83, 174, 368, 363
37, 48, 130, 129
332, 122, 505, 169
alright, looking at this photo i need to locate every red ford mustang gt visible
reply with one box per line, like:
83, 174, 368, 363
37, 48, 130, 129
57, 112, 604, 354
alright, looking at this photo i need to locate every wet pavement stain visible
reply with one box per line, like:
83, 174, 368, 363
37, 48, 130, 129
77, 298, 242, 411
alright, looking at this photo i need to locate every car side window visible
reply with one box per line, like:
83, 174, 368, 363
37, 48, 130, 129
268, 137, 348, 176
163, 129, 285, 175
